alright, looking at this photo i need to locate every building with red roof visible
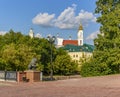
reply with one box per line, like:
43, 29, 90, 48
63, 40, 78, 46
56, 24, 94, 67
56, 24, 84, 47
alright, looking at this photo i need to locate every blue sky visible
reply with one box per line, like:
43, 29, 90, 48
0, 0, 100, 45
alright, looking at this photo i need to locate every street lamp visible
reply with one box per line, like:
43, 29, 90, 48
47, 35, 56, 80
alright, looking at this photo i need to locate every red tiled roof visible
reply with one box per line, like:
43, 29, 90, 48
63, 40, 78, 46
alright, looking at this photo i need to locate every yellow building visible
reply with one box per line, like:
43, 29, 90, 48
62, 44, 94, 63
57, 24, 94, 63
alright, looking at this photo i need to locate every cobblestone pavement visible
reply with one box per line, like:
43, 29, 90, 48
0, 74, 120, 97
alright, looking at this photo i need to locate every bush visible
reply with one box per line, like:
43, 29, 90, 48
80, 59, 111, 77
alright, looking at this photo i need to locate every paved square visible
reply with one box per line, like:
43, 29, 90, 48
0, 74, 120, 97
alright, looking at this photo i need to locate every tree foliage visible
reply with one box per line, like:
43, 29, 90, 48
0, 30, 41, 71
81, 59, 111, 77
54, 53, 78, 75
81, 0, 120, 76
0, 30, 79, 75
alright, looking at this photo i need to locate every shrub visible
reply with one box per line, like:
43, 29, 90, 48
80, 59, 111, 77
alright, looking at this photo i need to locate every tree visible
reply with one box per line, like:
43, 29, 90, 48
81, 58, 111, 77
54, 53, 78, 75
94, 0, 120, 74
81, 0, 120, 76
1, 43, 39, 71
0, 30, 79, 75
0, 30, 42, 71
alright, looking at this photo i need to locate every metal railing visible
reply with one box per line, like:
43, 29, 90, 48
0, 71, 17, 81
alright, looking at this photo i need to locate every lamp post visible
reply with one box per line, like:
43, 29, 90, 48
47, 35, 56, 80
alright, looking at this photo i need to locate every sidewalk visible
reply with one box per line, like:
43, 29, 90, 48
0, 74, 120, 97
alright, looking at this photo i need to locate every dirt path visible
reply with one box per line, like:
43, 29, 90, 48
0, 74, 120, 97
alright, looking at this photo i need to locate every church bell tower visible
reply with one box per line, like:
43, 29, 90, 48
29, 28, 34, 38
77, 24, 83, 46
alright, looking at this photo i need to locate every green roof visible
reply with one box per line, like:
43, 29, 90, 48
61, 44, 94, 52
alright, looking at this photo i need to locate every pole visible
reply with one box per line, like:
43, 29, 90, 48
50, 42, 53, 80
47, 35, 55, 81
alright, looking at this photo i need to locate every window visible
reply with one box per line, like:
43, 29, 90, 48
73, 55, 75, 57
76, 55, 78, 57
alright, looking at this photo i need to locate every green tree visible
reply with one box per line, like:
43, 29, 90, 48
94, 0, 120, 74
81, 58, 111, 77
0, 30, 42, 71
81, 0, 120, 76
1, 43, 40, 71
54, 54, 78, 75
0, 30, 56, 73
0, 30, 79, 75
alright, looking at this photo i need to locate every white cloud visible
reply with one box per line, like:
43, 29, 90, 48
32, 13, 55, 27
32, 4, 97, 29
86, 30, 100, 40
0, 31, 7, 35
54, 6, 96, 29
54, 5, 76, 29
76, 10, 97, 23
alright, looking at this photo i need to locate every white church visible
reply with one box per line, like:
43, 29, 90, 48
28, 25, 94, 64
56, 24, 84, 48
56, 24, 94, 64
28, 28, 42, 39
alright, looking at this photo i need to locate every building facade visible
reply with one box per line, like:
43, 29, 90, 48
62, 44, 94, 63
56, 24, 84, 47
56, 24, 94, 63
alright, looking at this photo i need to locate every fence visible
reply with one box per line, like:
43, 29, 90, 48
0, 71, 17, 82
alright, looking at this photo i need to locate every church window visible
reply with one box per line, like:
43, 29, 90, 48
76, 55, 78, 57
73, 55, 75, 57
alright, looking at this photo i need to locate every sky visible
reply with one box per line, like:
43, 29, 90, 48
0, 0, 100, 45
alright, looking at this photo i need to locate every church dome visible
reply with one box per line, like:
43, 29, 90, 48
79, 24, 83, 30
